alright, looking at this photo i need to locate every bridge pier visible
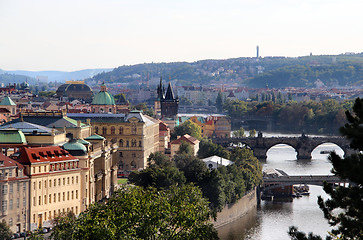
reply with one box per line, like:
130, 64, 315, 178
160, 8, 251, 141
252, 148, 267, 161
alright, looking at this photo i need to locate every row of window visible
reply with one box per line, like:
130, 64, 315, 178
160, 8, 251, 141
32, 206, 79, 223
94, 124, 137, 135
33, 176, 79, 190
33, 190, 79, 206
1, 199, 24, 211
32, 161, 78, 174
119, 139, 142, 148
49, 161, 79, 171
8, 198, 26, 210
1, 182, 27, 194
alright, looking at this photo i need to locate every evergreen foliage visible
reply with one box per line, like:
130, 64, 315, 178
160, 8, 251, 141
289, 98, 363, 240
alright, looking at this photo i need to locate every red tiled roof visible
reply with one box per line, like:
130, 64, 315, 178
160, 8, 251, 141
170, 134, 199, 145
0, 152, 23, 168
17, 146, 77, 164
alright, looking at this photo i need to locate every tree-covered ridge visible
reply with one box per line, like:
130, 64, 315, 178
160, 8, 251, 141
88, 53, 363, 87
247, 61, 363, 88
0, 73, 36, 84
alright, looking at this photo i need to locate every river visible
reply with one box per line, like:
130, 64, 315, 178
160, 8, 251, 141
217, 133, 343, 240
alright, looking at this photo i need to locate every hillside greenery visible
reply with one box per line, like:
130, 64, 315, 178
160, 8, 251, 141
87, 53, 363, 88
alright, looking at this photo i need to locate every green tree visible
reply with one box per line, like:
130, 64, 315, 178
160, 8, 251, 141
249, 129, 257, 137
129, 166, 186, 190
0, 221, 13, 240
28, 228, 44, 240
216, 91, 223, 112
72, 185, 218, 240
289, 98, 363, 240
51, 211, 76, 240
172, 120, 202, 140
197, 138, 230, 159
131, 102, 154, 117
147, 151, 173, 168
232, 127, 245, 138
177, 141, 194, 155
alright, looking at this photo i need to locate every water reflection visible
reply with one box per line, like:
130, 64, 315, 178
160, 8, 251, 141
218, 142, 339, 240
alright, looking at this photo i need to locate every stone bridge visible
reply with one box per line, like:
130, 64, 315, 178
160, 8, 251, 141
212, 133, 353, 160
262, 175, 347, 190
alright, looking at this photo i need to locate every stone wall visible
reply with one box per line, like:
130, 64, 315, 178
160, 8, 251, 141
213, 188, 257, 228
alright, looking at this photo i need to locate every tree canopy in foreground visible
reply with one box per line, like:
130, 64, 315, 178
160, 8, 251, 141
289, 98, 363, 240
52, 184, 218, 240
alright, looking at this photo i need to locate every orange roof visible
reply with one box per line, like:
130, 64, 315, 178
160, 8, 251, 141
17, 146, 77, 164
170, 134, 199, 145
159, 120, 169, 131
0, 153, 24, 169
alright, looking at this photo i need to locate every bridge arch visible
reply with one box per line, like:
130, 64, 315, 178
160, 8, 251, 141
311, 142, 345, 158
212, 135, 352, 161
265, 144, 297, 162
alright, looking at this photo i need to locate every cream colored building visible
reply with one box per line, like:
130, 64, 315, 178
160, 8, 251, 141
0, 112, 119, 231
17, 146, 86, 230
0, 153, 30, 233
68, 111, 160, 176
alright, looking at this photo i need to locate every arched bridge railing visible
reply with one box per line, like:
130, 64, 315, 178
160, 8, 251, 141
212, 134, 351, 160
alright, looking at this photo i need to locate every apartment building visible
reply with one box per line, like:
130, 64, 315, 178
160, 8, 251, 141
16, 146, 86, 230
0, 153, 30, 233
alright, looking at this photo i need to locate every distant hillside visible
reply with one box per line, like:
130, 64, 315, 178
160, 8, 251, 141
0, 73, 36, 85
0, 68, 113, 83
88, 53, 363, 88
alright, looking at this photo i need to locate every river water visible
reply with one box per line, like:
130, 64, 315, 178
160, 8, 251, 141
218, 133, 343, 240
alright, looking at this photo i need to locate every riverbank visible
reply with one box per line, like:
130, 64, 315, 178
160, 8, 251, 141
213, 188, 257, 228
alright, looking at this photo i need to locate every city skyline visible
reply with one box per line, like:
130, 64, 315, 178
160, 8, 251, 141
1, 0, 363, 71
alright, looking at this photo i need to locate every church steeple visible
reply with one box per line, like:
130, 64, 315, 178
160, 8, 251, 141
164, 82, 176, 101
157, 76, 165, 101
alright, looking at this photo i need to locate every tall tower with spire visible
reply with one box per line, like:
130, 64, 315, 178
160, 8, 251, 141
161, 81, 179, 119
155, 77, 178, 119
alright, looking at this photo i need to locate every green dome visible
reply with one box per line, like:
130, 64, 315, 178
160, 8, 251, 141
63, 139, 87, 156
92, 91, 115, 105
0, 128, 27, 144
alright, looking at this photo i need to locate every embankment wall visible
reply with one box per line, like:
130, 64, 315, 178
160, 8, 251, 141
213, 188, 257, 228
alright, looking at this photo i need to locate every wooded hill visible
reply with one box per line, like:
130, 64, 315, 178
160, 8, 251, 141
88, 53, 363, 88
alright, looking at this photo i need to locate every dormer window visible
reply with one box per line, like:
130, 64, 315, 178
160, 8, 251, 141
47, 151, 55, 158
0, 161, 3, 166
31, 154, 40, 160
54, 151, 60, 157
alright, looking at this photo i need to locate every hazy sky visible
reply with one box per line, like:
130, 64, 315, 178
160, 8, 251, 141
1, 0, 362, 71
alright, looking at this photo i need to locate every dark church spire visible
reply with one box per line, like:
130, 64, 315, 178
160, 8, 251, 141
157, 76, 165, 101
164, 82, 176, 101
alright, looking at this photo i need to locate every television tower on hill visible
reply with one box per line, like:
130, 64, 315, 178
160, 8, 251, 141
256, 45, 260, 58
